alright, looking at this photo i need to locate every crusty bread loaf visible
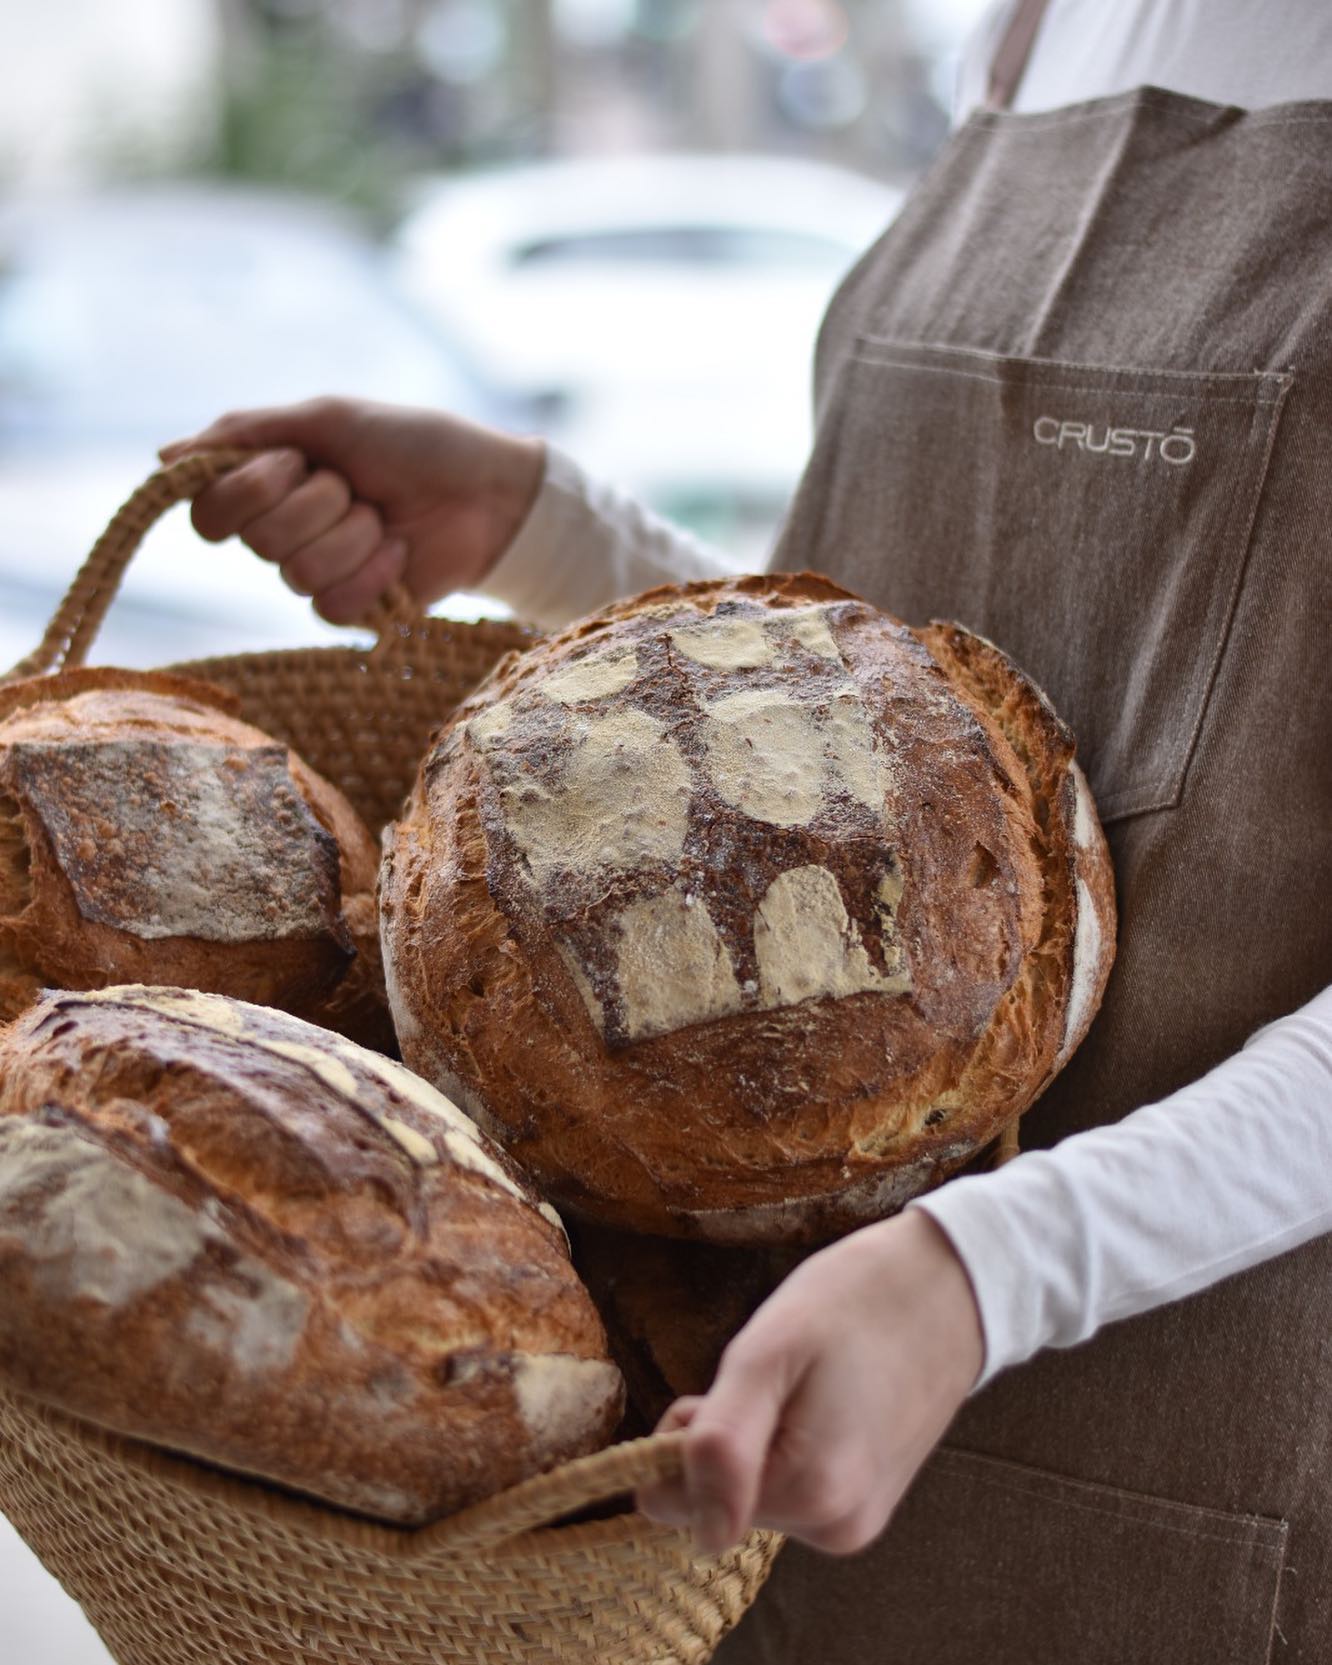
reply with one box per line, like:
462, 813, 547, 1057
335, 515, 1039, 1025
380, 574, 1116, 1244
0, 985, 623, 1524
0, 668, 390, 1046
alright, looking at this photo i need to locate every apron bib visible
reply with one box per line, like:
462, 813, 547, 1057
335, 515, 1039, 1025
717, 87, 1332, 1665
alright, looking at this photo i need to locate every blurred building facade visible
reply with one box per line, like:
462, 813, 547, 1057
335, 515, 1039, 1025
1, 0, 967, 208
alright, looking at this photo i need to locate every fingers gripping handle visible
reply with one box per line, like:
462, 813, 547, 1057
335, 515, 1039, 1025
3, 450, 421, 684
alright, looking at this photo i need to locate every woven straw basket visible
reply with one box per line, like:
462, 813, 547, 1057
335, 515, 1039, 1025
0, 452, 782, 1665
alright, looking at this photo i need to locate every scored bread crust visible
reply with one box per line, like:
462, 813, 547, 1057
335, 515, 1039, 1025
0, 986, 623, 1524
918, 623, 1117, 1090
0, 668, 388, 1044
381, 574, 1117, 1244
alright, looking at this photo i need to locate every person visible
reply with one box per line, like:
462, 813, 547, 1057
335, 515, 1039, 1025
160, 1, 1332, 1656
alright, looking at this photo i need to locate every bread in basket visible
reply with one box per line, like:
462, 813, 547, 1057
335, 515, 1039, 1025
0, 452, 782, 1665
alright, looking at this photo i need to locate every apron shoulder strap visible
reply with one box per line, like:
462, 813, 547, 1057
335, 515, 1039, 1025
985, 0, 1053, 110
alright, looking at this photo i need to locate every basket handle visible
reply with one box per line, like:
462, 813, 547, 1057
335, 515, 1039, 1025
417, 1431, 689, 1553
2, 449, 424, 685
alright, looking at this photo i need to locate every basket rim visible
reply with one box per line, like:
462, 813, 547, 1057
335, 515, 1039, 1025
163, 612, 539, 677
0, 1384, 728, 1563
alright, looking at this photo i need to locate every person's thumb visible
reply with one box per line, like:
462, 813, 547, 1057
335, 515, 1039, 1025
634, 1396, 703, 1528
679, 1344, 792, 1555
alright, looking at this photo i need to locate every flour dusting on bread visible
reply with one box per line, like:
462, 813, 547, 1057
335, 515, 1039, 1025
0, 1117, 217, 1306
0, 987, 622, 1523
12, 739, 339, 942
383, 576, 1117, 1245
510, 1352, 626, 1447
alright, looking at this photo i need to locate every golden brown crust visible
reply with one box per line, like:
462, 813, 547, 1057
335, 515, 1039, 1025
0, 669, 388, 1043
382, 576, 1117, 1244
0, 664, 245, 727
919, 623, 1117, 1094
0, 987, 622, 1524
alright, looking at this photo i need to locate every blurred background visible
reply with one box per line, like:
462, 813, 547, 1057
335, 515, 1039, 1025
0, 0, 993, 670
0, 1, 989, 1657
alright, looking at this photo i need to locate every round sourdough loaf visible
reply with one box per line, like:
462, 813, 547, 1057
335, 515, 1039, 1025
0, 985, 623, 1524
0, 668, 389, 1045
380, 574, 1116, 1245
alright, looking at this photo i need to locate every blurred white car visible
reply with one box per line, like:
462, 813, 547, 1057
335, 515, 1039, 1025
0, 183, 516, 673
392, 153, 903, 562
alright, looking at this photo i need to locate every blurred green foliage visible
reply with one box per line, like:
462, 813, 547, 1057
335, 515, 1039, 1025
206, 30, 423, 227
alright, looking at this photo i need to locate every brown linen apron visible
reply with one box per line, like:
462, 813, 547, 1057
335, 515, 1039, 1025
713, 79, 1332, 1665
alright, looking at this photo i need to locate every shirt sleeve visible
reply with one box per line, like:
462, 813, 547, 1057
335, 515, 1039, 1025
481, 442, 748, 630
911, 982, 1332, 1387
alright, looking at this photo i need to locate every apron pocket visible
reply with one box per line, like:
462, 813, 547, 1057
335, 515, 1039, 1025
803, 339, 1292, 822
725, 1445, 1288, 1665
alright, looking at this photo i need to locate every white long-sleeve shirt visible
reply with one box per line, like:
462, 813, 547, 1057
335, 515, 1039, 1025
480, 0, 1332, 1385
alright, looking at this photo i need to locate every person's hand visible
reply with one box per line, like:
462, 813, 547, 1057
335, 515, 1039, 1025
636, 1208, 984, 1556
158, 397, 545, 624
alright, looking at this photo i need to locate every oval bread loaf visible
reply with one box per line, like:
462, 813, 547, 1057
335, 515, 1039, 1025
381, 574, 1116, 1244
0, 985, 623, 1524
0, 668, 389, 1045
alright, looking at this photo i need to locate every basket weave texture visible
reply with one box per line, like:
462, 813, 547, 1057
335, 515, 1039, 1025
0, 1391, 779, 1665
0, 453, 782, 1664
